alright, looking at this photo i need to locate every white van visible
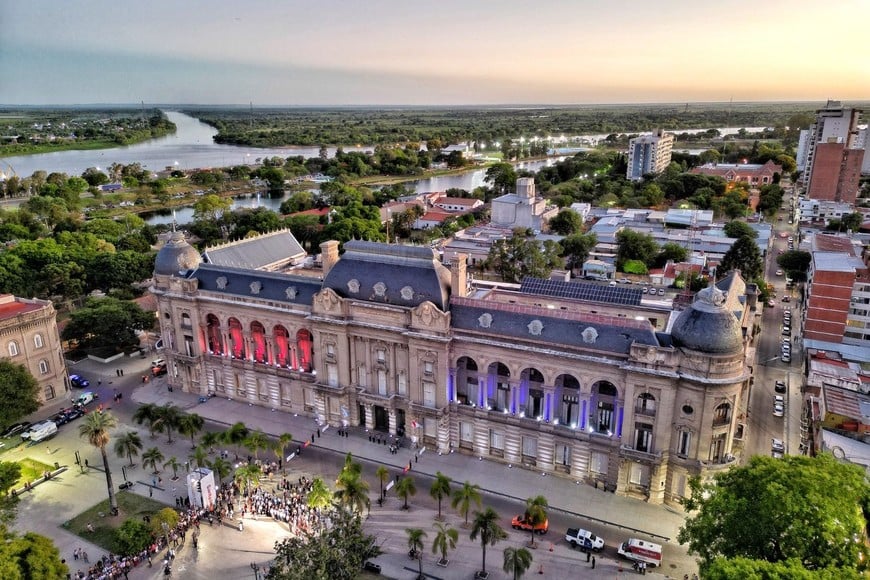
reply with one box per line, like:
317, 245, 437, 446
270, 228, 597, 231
617, 538, 663, 567
22, 421, 58, 442
72, 391, 97, 407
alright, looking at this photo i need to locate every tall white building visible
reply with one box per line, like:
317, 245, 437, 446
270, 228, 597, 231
626, 129, 675, 181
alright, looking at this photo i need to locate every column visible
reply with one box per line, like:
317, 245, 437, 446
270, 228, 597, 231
477, 377, 487, 407
222, 331, 230, 357
265, 339, 274, 366
447, 368, 456, 403
365, 405, 374, 430
388, 410, 397, 436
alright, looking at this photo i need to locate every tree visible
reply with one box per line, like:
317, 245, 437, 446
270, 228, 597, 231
243, 430, 270, 459
234, 463, 262, 495
307, 477, 334, 515
273, 433, 293, 472
192, 194, 231, 222
451, 481, 482, 527
0, 530, 69, 579
221, 422, 249, 458
486, 230, 563, 283
189, 445, 209, 470
678, 454, 870, 573
150, 507, 179, 543
113, 519, 152, 557
523, 495, 548, 548
268, 508, 381, 580
723, 220, 758, 240
163, 456, 182, 480
334, 470, 370, 515
113, 431, 143, 467
717, 236, 762, 280
430, 471, 452, 521
431, 522, 458, 566
703, 556, 864, 580
78, 411, 119, 514
208, 456, 232, 485
0, 462, 22, 497
142, 447, 165, 474
470, 507, 507, 577
656, 242, 688, 266
503, 547, 534, 580
484, 163, 517, 194
132, 403, 160, 438
396, 476, 417, 511
777, 250, 811, 280
548, 209, 583, 236
616, 229, 659, 270
375, 465, 389, 503
152, 404, 181, 444
61, 296, 153, 351
199, 431, 220, 452
406, 528, 427, 580
0, 361, 40, 430
177, 413, 204, 449
559, 232, 597, 271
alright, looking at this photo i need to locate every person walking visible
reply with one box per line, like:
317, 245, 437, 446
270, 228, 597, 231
591, 556, 595, 569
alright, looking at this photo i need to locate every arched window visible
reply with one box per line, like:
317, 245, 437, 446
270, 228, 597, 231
713, 403, 732, 426
228, 318, 245, 359
486, 362, 511, 411
520, 367, 545, 418
34, 334, 44, 348
296, 329, 313, 372
456, 356, 479, 406
39, 359, 49, 375
181, 313, 192, 328
635, 393, 656, 416
7, 341, 19, 357
251, 321, 267, 363
273, 325, 290, 367
591, 380, 619, 434
556, 374, 580, 427
206, 314, 223, 354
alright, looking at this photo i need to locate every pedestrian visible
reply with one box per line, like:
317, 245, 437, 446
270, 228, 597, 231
591, 556, 595, 569
142, 375, 147, 383
73, 548, 79, 561
149, 486, 153, 497
46, 446, 51, 455
82, 551, 89, 564
120, 368, 124, 376
586, 550, 590, 563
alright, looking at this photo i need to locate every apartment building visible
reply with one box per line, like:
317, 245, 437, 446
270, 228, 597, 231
626, 129, 675, 181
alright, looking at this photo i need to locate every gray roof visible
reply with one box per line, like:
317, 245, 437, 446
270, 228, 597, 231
191, 263, 321, 306
203, 230, 305, 270
323, 241, 451, 310
520, 278, 643, 307
154, 231, 202, 276
451, 296, 659, 354
670, 286, 744, 354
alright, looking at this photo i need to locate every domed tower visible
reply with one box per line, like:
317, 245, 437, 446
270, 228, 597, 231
667, 284, 751, 504
153, 231, 202, 280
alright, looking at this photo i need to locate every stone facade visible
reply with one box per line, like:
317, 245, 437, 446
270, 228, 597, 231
0, 294, 68, 402
152, 237, 752, 507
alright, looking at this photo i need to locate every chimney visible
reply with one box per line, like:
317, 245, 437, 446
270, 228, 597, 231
320, 240, 340, 277
450, 253, 468, 298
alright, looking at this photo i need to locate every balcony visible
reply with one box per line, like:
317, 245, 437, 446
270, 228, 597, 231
619, 445, 662, 462
633, 405, 656, 417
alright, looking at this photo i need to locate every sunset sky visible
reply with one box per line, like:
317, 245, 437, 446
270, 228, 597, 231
1, 0, 868, 105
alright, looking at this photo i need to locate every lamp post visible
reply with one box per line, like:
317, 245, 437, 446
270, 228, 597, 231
161, 521, 170, 552
250, 562, 260, 580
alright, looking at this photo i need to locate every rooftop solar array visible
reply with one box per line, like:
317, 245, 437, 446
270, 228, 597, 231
520, 277, 643, 306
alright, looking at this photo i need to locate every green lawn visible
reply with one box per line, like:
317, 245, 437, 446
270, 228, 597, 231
15, 457, 53, 487
62, 491, 170, 553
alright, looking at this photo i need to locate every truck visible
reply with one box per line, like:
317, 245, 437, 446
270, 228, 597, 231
617, 538, 662, 567
565, 528, 605, 552
22, 421, 58, 443
511, 515, 548, 535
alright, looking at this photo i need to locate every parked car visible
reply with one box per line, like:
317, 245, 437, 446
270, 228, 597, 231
771, 438, 785, 453
22, 421, 58, 442
657, 288, 665, 296
782, 353, 791, 363
1, 422, 32, 438
776, 270, 784, 276
565, 527, 605, 552
151, 359, 168, 377
511, 515, 549, 534
782, 296, 791, 303
69, 374, 90, 389
617, 278, 632, 284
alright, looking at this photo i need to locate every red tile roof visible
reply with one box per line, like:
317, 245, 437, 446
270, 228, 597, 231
0, 296, 41, 321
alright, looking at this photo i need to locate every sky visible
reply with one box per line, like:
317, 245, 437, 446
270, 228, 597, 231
1, 0, 868, 106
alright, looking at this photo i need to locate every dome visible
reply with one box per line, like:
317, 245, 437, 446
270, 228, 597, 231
670, 285, 743, 354
154, 231, 201, 276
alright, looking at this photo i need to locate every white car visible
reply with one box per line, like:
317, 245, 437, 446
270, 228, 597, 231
776, 270, 784, 276
782, 353, 791, 362
773, 403, 784, 417
772, 438, 785, 453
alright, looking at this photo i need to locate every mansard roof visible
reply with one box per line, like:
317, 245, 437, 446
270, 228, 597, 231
323, 241, 451, 310
202, 229, 305, 271
191, 263, 321, 307
450, 296, 659, 354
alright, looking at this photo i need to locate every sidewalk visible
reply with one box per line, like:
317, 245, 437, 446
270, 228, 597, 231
130, 380, 687, 545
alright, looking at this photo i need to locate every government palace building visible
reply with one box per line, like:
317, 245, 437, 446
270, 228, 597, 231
151, 229, 756, 506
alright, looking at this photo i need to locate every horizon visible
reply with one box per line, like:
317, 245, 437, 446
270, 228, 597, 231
1, 0, 868, 106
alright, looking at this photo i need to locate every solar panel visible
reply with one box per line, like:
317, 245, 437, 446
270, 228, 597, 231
519, 277, 643, 306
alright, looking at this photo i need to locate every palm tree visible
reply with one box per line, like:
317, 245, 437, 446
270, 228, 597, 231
523, 495, 548, 548
222, 422, 249, 458
470, 507, 507, 577
334, 471, 370, 515
177, 412, 204, 449
152, 404, 181, 444
430, 471, 452, 521
406, 528, 427, 580
113, 431, 143, 467
142, 447, 165, 474
306, 476, 334, 528
164, 456, 182, 481
199, 431, 220, 453
431, 521, 458, 566
375, 465, 389, 503
78, 411, 119, 514
451, 480, 483, 527
189, 445, 209, 469
209, 456, 232, 485
395, 476, 417, 511
274, 433, 293, 471
132, 403, 160, 438
234, 463, 262, 495
243, 430, 269, 459
339, 452, 362, 481
503, 547, 533, 580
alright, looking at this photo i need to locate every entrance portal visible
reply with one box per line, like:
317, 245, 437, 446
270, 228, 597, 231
374, 405, 389, 431
395, 409, 406, 437
358, 404, 366, 428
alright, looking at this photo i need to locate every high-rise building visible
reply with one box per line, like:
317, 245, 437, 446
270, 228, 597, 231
803, 101, 865, 203
626, 129, 674, 181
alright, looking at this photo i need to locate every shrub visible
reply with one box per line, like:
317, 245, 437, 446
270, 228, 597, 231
621, 260, 648, 275
114, 519, 152, 556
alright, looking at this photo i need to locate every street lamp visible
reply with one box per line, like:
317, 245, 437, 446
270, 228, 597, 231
161, 521, 170, 551
250, 562, 261, 580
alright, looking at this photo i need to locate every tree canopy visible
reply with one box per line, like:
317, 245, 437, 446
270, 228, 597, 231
678, 454, 870, 574
615, 229, 658, 271
486, 230, 563, 283
0, 361, 40, 430
717, 236, 762, 280
61, 296, 154, 351
723, 220, 757, 240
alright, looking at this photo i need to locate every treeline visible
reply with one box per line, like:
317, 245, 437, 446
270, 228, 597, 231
184, 103, 817, 148
0, 110, 175, 156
